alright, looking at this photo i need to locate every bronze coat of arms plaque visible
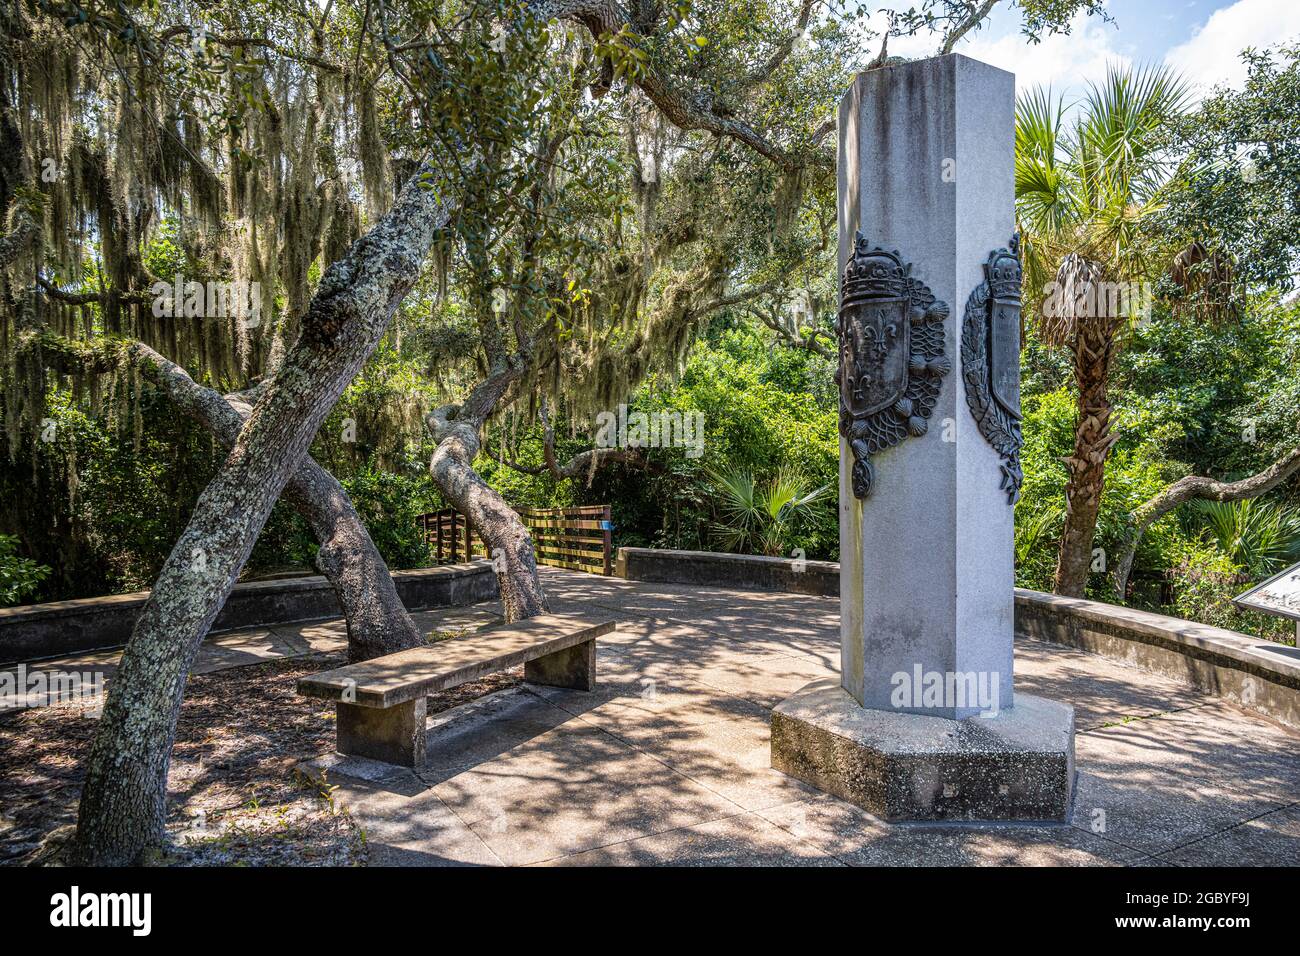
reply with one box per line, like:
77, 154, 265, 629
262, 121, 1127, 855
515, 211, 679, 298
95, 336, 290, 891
960, 236, 1025, 504
836, 233, 951, 498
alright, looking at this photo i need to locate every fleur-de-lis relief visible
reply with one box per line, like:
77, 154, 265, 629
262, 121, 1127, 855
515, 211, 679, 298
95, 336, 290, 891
865, 321, 898, 362
838, 234, 950, 498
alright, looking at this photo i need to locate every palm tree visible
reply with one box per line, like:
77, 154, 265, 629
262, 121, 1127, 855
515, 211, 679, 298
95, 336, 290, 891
1015, 65, 1192, 597
708, 467, 831, 557
1194, 499, 1300, 578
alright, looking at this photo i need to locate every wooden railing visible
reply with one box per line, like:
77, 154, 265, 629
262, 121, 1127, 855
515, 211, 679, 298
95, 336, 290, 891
418, 504, 613, 575
521, 505, 614, 575
419, 509, 489, 564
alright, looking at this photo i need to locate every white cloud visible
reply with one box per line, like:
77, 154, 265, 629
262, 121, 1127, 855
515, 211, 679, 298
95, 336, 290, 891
957, 9, 1132, 94
1165, 0, 1300, 96
858, 10, 953, 61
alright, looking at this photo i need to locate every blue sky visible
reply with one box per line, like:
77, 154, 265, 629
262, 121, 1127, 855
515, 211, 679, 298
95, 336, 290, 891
878, 0, 1300, 99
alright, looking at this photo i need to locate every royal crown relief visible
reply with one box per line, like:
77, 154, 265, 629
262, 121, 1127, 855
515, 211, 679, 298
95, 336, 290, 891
835, 232, 951, 498
960, 236, 1025, 504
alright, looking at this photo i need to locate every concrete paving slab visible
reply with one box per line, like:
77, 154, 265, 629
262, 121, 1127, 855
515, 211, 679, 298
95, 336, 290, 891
331, 779, 501, 866
673, 649, 835, 709
1158, 803, 1300, 866
539, 811, 843, 866
759, 795, 1148, 866
600, 709, 823, 811
528, 668, 771, 732
23, 567, 1295, 866
426, 722, 741, 865
1015, 641, 1209, 732
1068, 763, 1286, 856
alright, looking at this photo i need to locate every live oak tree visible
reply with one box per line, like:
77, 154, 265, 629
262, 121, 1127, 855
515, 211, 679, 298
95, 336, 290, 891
0, 0, 464, 865
0, 0, 427, 659
0, 0, 1107, 864
19, 0, 851, 865
407, 0, 854, 616
417, 0, 1113, 615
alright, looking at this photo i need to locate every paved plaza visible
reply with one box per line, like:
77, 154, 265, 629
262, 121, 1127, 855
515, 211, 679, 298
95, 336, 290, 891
12, 567, 1299, 866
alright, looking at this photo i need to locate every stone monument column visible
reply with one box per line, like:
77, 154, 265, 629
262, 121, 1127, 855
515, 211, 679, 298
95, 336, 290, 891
771, 54, 1076, 822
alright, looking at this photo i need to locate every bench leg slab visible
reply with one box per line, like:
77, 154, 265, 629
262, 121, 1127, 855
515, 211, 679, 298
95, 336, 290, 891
336, 698, 427, 767
525, 639, 596, 691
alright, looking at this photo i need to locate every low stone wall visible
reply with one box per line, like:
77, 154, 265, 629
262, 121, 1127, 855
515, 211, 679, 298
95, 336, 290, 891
616, 547, 839, 596
1015, 590, 1300, 730
617, 547, 1300, 730
0, 561, 499, 664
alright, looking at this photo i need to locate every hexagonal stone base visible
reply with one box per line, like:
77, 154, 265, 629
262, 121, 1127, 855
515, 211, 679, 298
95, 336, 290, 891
771, 679, 1075, 822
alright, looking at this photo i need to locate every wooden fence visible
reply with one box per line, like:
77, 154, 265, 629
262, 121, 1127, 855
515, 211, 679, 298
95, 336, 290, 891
419, 509, 489, 564
418, 504, 613, 575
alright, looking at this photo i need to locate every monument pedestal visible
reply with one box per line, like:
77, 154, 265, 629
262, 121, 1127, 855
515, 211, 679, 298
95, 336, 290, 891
771, 54, 1074, 823
772, 679, 1074, 822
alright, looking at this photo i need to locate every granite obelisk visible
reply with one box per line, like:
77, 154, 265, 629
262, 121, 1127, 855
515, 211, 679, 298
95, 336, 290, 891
771, 54, 1075, 822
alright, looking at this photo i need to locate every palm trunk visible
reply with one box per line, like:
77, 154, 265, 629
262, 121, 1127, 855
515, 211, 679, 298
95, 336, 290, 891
70, 167, 451, 865
1054, 320, 1119, 597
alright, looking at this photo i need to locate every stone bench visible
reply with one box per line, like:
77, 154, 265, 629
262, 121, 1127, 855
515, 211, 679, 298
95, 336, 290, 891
297, 612, 617, 766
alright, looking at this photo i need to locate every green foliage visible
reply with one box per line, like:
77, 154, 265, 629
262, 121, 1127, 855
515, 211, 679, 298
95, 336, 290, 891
1162, 44, 1300, 293
1016, 63, 1192, 324
1191, 499, 1300, 578
1167, 540, 1295, 645
706, 466, 830, 556
339, 463, 444, 571
582, 321, 840, 558
4, 0, 1297, 661
0, 383, 229, 597
1013, 503, 1062, 592
0, 534, 50, 606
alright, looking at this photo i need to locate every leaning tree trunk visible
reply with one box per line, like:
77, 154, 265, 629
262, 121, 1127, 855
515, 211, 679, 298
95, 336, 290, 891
427, 368, 549, 622
1112, 444, 1300, 598
126, 342, 424, 662
1054, 318, 1121, 598
70, 167, 451, 866
35, 333, 424, 662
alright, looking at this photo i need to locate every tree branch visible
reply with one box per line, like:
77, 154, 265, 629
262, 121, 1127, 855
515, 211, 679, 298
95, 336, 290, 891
528, 0, 826, 170
426, 360, 549, 621
940, 1, 999, 54
513, 395, 644, 482
1114, 443, 1300, 596
741, 0, 819, 88
35, 332, 424, 662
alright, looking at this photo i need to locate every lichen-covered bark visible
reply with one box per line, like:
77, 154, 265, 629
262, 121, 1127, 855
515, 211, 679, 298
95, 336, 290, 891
125, 342, 423, 662
71, 168, 451, 866
427, 367, 549, 622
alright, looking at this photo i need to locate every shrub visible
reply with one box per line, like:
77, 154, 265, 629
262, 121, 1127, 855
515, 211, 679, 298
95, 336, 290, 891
0, 534, 51, 607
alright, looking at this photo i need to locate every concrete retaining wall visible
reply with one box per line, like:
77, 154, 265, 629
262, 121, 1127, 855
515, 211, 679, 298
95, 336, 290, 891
616, 547, 1300, 730
1015, 589, 1300, 730
616, 547, 839, 596
0, 561, 499, 664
